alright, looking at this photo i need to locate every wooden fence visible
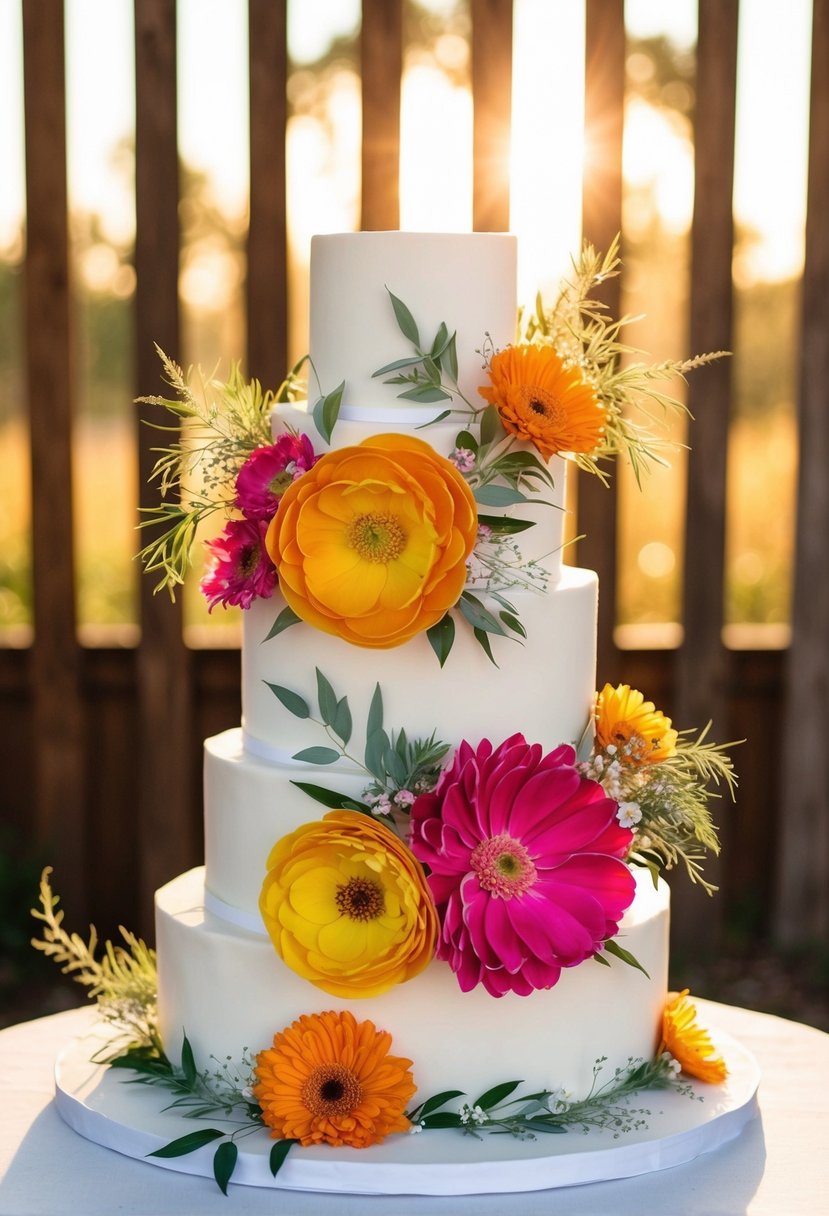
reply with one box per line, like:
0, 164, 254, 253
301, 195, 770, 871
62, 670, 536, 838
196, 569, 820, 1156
2, 0, 828, 955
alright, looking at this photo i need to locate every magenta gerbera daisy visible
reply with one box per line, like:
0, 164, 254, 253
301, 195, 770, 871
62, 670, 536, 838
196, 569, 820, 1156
235, 433, 316, 521
409, 734, 636, 997
201, 517, 277, 610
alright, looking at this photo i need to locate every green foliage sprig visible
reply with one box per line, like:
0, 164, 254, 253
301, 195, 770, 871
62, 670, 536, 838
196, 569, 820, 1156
265, 670, 450, 827
136, 348, 302, 598
372, 289, 468, 413
31, 868, 161, 1056
520, 236, 729, 485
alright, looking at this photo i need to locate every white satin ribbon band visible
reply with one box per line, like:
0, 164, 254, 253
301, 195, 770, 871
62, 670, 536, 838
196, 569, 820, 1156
203, 888, 267, 937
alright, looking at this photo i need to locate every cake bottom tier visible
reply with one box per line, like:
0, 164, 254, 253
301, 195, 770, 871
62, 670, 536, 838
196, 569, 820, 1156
155, 867, 670, 1101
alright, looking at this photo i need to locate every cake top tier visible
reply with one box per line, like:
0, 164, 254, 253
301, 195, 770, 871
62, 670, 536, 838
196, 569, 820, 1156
309, 232, 517, 416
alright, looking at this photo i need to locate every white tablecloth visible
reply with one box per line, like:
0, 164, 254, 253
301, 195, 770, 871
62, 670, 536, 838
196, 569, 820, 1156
0, 1000, 827, 1215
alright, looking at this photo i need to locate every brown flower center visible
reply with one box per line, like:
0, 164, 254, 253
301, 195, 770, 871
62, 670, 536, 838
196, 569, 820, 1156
335, 876, 385, 921
470, 833, 537, 899
516, 384, 565, 426
346, 512, 407, 563
301, 1063, 363, 1117
610, 721, 654, 762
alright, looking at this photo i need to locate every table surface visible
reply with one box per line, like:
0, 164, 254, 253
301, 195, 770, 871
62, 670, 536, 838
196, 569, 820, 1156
1, 1000, 827, 1216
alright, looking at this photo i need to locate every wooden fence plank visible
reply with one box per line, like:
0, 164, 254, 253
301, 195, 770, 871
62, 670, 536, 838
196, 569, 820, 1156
471, 0, 513, 232
579, 0, 625, 683
673, 0, 739, 946
776, 0, 829, 944
21, 0, 87, 921
134, 0, 195, 936
360, 0, 402, 231
247, 0, 288, 387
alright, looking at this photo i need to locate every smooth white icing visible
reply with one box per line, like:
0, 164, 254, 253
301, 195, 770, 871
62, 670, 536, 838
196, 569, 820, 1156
156, 866, 670, 1101
309, 232, 517, 412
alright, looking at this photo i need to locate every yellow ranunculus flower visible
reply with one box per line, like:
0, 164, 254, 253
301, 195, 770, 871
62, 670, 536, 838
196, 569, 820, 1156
594, 682, 678, 765
265, 433, 477, 648
259, 810, 438, 998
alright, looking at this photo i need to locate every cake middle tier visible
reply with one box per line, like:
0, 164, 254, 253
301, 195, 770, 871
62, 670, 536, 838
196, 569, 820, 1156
242, 564, 599, 763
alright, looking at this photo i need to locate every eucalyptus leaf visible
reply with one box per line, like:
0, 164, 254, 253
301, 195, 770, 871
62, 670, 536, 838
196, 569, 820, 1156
148, 1128, 225, 1159
372, 354, 428, 378
265, 682, 310, 719
499, 610, 526, 639
384, 746, 408, 786
386, 288, 421, 347
213, 1140, 238, 1196
269, 1139, 296, 1176
474, 1079, 524, 1110
429, 320, 450, 358
473, 627, 498, 666
312, 380, 344, 444
480, 404, 506, 446
473, 485, 530, 507
460, 592, 507, 636
315, 668, 338, 726
415, 409, 452, 429
602, 937, 650, 978
263, 605, 300, 642
292, 746, 341, 765
397, 384, 452, 404
365, 729, 390, 781
441, 332, 459, 382
366, 683, 384, 739
332, 695, 353, 746
427, 614, 455, 667
290, 781, 362, 810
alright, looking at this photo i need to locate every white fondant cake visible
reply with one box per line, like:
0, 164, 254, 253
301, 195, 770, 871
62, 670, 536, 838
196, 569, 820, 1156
155, 232, 671, 1106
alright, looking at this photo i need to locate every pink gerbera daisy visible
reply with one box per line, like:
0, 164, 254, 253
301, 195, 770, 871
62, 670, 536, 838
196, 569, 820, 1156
201, 517, 277, 610
235, 433, 316, 521
409, 734, 636, 997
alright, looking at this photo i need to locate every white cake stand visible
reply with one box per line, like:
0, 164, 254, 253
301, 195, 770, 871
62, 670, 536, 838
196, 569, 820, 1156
54, 1024, 759, 1196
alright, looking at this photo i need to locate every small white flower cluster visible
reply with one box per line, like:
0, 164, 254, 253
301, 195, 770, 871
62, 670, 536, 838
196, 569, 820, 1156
581, 748, 626, 801
660, 1051, 682, 1076
466, 535, 550, 595
458, 1103, 489, 1126
409, 1121, 423, 1134
617, 801, 642, 829
546, 1086, 573, 1114
363, 788, 416, 816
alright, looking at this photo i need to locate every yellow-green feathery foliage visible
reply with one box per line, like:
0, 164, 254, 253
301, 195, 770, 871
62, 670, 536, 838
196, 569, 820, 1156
136, 347, 307, 598
31, 868, 161, 1054
520, 236, 728, 485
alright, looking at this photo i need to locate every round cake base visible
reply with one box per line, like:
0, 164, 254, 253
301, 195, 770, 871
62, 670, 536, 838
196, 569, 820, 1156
54, 1025, 759, 1196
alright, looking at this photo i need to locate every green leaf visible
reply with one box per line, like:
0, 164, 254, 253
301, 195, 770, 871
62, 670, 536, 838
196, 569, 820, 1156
180, 1033, 196, 1087
213, 1140, 238, 1195
592, 951, 611, 968
415, 409, 452, 429
365, 728, 390, 781
263, 605, 301, 641
415, 1089, 466, 1119
454, 428, 478, 453
473, 485, 530, 507
290, 781, 362, 810
386, 288, 421, 347
315, 668, 338, 726
332, 695, 352, 746
110, 1052, 172, 1077
312, 380, 344, 444
602, 937, 650, 978
499, 610, 526, 639
265, 683, 310, 719
372, 354, 428, 377
474, 1080, 523, 1110
476, 513, 535, 535
367, 683, 384, 739
397, 384, 452, 404
292, 746, 341, 765
148, 1128, 226, 1159
422, 356, 442, 384
420, 1111, 464, 1129
473, 627, 498, 666
427, 614, 455, 667
459, 592, 507, 636
384, 746, 408, 786
440, 332, 459, 382
269, 1139, 296, 1177
429, 320, 450, 358
480, 404, 506, 446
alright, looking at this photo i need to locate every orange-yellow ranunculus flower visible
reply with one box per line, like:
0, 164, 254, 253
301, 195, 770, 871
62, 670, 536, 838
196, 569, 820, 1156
659, 989, 728, 1084
259, 810, 438, 998
478, 343, 605, 460
254, 1009, 416, 1148
594, 682, 678, 766
265, 433, 477, 648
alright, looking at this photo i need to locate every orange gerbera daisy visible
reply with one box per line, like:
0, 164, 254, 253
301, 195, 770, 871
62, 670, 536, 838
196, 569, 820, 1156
478, 343, 605, 460
659, 989, 728, 1084
254, 1010, 416, 1148
594, 683, 678, 766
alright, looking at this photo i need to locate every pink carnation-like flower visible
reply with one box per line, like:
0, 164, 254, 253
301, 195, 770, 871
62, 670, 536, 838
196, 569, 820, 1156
201, 517, 277, 610
235, 433, 316, 520
409, 734, 636, 997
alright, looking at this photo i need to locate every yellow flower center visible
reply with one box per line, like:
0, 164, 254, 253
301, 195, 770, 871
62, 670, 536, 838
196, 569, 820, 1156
470, 833, 537, 899
517, 384, 565, 426
335, 876, 385, 921
346, 512, 407, 563
301, 1063, 363, 1117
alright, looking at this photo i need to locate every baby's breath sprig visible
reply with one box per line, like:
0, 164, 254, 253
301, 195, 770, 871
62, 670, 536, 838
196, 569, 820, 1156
136, 348, 300, 598
31, 867, 161, 1056
520, 236, 728, 485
